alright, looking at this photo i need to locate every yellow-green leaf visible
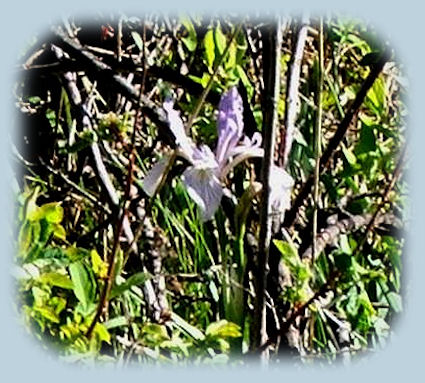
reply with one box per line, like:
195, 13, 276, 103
90, 249, 108, 279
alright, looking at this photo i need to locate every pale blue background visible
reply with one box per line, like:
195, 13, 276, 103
1, 1, 421, 381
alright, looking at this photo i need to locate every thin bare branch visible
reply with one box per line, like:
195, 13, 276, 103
252, 17, 282, 359
279, 16, 309, 168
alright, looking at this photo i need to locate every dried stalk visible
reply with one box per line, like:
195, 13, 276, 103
312, 19, 324, 260
279, 16, 309, 167
252, 18, 282, 359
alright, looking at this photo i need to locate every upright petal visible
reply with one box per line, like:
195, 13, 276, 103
215, 87, 244, 167
182, 165, 223, 222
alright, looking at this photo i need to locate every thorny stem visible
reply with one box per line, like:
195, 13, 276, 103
312, 19, 324, 261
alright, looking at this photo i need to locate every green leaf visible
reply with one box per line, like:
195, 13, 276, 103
38, 203, 64, 224
204, 29, 215, 69
273, 239, 298, 261
103, 316, 128, 329
110, 272, 151, 299
366, 76, 386, 115
90, 249, 108, 279
181, 18, 197, 52
69, 261, 95, 311
225, 39, 236, 70
65, 246, 91, 262
342, 144, 357, 165
170, 312, 205, 341
386, 292, 402, 313
39, 272, 74, 290
33, 306, 60, 323
339, 234, 352, 254
94, 323, 111, 344
206, 320, 241, 338
214, 25, 227, 56
355, 124, 376, 155
131, 31, 144, 52
52, 224, 66, 241
208, 280, 219, 302
236, 65, 253, 99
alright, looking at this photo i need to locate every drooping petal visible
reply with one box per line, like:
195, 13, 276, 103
219, 132, 264, 179
215, 87, 244, 167
182, 165, 223, 222
141, 155, 172, 197
163, 98, 196, 161
227, 131, 263, 157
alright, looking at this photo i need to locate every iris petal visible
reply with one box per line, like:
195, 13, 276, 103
215, 87, 244, 166
269, 165, 294, 213
163, 98, 196, 161
141, 155, 172, 197
183, 166, 223, 221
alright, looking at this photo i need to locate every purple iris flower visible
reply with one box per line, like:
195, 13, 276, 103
142, 87, 293, 221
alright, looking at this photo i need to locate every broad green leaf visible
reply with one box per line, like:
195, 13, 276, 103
206, 320, 241, 338
103, 316, 128, 329
342, 144, 357, 165
141, 324, 170, 346
339, 234, 352, 254
366, 76, 386, 115
204, 29, 215, 69
90, 249, 108, 279
236, 65, 253, 99
25, 187, 41, 221
39, 203, 64, 224
69, 261, 95, 311
110, 271, 151, 299
355, 124, 376, 155
214, 25, 227, 56
170, 312, 205, 341
53, 224, 66, 241
65, 246, 91, 262
32, 286, 49, 306
39, 272, 74, 290
345, 286, 359, 317
50, 296, 67, 315
273, 239, 298, 261
33, 306, 60, 323
225, 40, 236, 70
181, 18, 197, 52
94, 323, 111, 344
18, 221, 34, 256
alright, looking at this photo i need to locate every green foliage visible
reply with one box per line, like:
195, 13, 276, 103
14, 15, 406, 365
